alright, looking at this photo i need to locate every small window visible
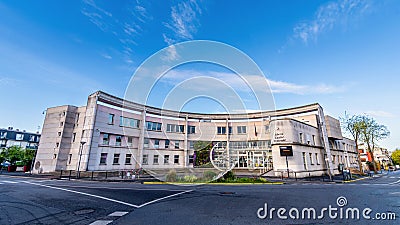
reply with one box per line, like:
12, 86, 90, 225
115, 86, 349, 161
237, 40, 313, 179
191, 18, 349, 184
189, 141, 194, 149
102, 134, 109, 145
68, 154, 72, 164
127, 136, 133, 147
154, 139, 160, 148
56, 142, 60, 148
228, 126, 233, 134
299, 133, 303, 144
142, 154, 148, 165
100, 153, 107, 164
265, 125, 270, 133
302, 152, 307, 170
237, 126, 247, 134
153, 155, 159, 164
309, 153, 314, 165
108, 114, 115, 125
57, 132, 62, 137
72, 133, 76, 142
189, 155, 194, 164
115, 136, 122, 146
53, 154, 57, 159
188, 126, 196, 134
165, 139, 170, 149
144, 138, 149, 148
29, 135, 35, 142
75, 113, 80, 123
164, 155, 169, 164
174, 140, 179, 149
125, 154, 132, 165
174, 155, 179, 164
217, 126, 226, 135
113, 153, 120, 164
60, 122, 64, 127
146, 121, 162, 131
312, 135, 316, 145
315, 153, 320, 165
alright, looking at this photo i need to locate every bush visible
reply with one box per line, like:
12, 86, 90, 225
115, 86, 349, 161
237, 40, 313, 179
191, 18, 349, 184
203, 171, 217, 181
223, 170, 235, 180
166, 170, 177, 182
183, 175, 197, 182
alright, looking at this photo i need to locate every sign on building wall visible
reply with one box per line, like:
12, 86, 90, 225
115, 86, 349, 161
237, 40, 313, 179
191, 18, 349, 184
279, 146, 293, 156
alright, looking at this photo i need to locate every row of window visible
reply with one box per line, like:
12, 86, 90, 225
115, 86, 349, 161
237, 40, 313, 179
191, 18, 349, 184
99, 153, 194, 165
301, 152, 321, 170
298, 133, 316, 145
101, 134, 186, 149
0, 132, 39, 142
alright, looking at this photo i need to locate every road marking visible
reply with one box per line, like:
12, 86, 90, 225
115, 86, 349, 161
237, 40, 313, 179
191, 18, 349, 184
89, 220, 113, 225
2, 180, 18, 184
108, 211, 128, 217
137, 189, 193, 208
390, 192, 400, 195
23, 181, 140, 208
388, 179, 400, 185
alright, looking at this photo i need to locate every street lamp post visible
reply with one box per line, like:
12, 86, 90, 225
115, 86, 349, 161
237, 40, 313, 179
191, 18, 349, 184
77, 141, 86, 178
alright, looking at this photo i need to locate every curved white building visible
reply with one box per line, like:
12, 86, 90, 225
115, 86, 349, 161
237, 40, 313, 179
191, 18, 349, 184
34, 91, 359, 178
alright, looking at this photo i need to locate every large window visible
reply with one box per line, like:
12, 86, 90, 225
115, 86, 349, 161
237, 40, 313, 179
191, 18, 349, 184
115, 136, 122, 146
113, 153, 120, 164
146, 121, 162, 131
174, 140, 180, 149
302, 152, 307, 170
188, 126, 196, 134
153, 155, 159, 164
142, 154, 148, 165
102, 134, 109, 145
100, 153, 108, 164
120, 116, 140, 128
174, 155, 179, 164
108, 114, 115, 125
164, 155, 170, 164
237, 126, 247, 134
154, 139, 160, 148
125, 154, 132, 165
217, 126, 226, 135
165, 139, 170, 148
166, 124, 184, 133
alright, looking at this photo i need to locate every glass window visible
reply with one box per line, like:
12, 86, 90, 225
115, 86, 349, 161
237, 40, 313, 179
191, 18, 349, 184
0, 132, 7, 139
237, 126, 247, 134
127, 136, 133, 147
189, 141, 194, 149
265, 125, 270, 133
217, 126, 226, 134
228, 126, 232, 134
189, 155, 194, 164
174, 155, 179, 164
154, 139, 160, 148
142, 154, 148, 165
146, 121, 162, 131
144, 138, 149, 148
68, 154, 72, 164
188, 126, 196, 134
315, 153, 319, 165
125, 154, 132, 165
57, 132, 61, 137
100, 153, 107, 164
165, 139, 170, 148
113, 153, 120, 164
29, 135, 35, 142
174, 140, 179, 149
309, 153, 314, 165
108, 114, 114, 125
72, 133, 76, 142
312, 135, 316, 145
115, 136, 122, 146
102, 134, 109, 145
153, 155, 159, 164
166, 124, 184, 133
302, 152, 307, 170
164, 155, 169, 164
299, 133, 303, 143
120, 116, 139, 128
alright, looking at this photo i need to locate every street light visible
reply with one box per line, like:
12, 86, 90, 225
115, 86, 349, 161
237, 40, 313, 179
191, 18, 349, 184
77, 141, 86, 178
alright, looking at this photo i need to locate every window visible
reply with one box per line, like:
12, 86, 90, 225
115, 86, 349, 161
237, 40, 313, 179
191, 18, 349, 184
146, 121, 162, 131
127, 137, 133, 147
57, 132, 61, 137
125, 154, 132, 165
265, 125, 270, 133
217, 126, 226, 134
174, 155, 179, 164
75, 113, 80, 123
53, 154, 57, 159
315, 153, 320, 165
312, 135, 316, 145
102, 134, 109, 145
174, 140, 179, 149
309, 153, 314, 165
115, 136, 122, 146
113, 154, 120, 164
0, 132, 7, 139
299, 133, 303, 144
72, 133, 76, 142
29, 135, 35, 142
189, 155, 194, 164
165, 139, 170, 148
228, 126, 233, 134
154, 139, 160, 148
60, 122, 64, 127
100, 153, 107, 164
189, 141, 194, 149
56, 142, 59, 148
302, 152, 307, 170
332, 155, 336, 164
164, 155, 169, 164
166, 124, 184, 133
68, 154, 72, 164
153, 155, 159, 164
142, 154, 148, 165
188, 126, 196, 134
120, 116, 140, 128
108, 114, 115, 125
144, 138, 149, 148
237, 126, 247, 134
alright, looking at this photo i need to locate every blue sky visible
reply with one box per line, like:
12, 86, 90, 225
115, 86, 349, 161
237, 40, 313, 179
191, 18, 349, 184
0, 0, 399, 150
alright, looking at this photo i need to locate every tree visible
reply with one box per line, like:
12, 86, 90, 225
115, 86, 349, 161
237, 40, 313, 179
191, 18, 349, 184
1, 146, 24, 165
340, 114, 364, 172
391, 149, 400, 165
194, 141, 213, 166
359, 116, 390, 173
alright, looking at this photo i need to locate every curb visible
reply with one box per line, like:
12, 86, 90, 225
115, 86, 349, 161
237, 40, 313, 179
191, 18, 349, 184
342, 176, 368, 183
142, 181, 284, 185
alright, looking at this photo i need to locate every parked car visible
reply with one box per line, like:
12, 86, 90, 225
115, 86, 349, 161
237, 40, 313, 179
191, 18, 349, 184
1, 161, 11, 167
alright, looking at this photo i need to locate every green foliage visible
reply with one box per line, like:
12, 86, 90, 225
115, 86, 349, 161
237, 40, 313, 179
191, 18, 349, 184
183, 175, 198, 182
0, 146, 36, 166
194, 141, 212, 166
166, 169, 177, 182
222, 170, 235, 180
392, 149, 400, 165
203, 170, 217, 180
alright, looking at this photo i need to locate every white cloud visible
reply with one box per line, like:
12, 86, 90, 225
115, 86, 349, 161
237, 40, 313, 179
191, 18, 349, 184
293, 0, 372, 44
365, 110, 395, 118
101, 53, 112, 60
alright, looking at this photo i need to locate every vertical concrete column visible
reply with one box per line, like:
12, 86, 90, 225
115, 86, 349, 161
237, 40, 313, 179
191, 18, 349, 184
183, 115, 188, 167
226, 118, 230, 168
318, 106, 334, 177
137, 109, 146, 169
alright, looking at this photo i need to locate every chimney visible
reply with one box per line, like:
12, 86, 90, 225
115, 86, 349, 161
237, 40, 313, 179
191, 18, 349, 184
8, 127, 13, 130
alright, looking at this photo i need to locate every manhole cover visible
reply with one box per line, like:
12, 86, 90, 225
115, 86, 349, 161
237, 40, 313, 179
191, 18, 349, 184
74, 209, 95, 215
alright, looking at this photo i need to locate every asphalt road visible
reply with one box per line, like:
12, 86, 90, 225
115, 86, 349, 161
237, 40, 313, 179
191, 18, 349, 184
1, 171, 399, 225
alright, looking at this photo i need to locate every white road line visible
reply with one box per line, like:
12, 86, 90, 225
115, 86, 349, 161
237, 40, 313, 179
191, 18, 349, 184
108, 211, 128, 217
389, 192, 400, 195
2, 180, 18, 184
23, 181, 140, 208
89, 220, 113, 225
137, 190, 193, 208
29, 183, 189, 192
388, 179, 400, 185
